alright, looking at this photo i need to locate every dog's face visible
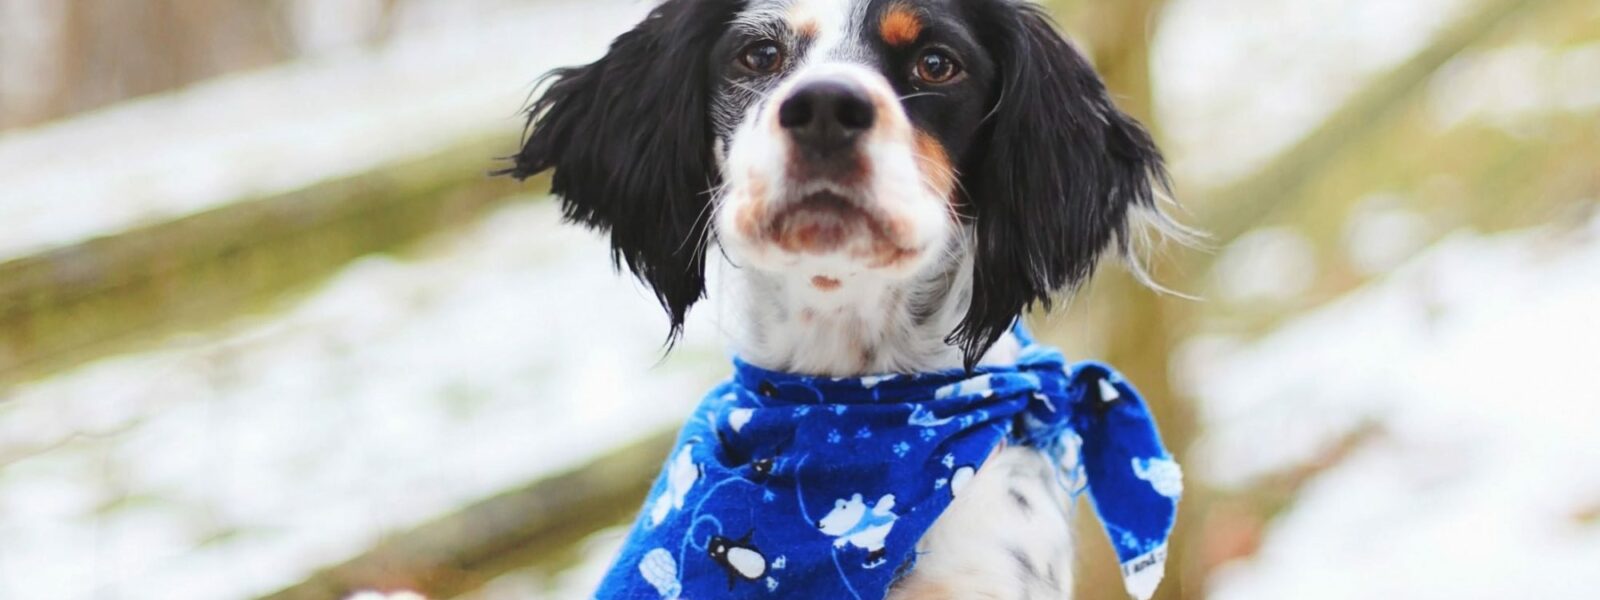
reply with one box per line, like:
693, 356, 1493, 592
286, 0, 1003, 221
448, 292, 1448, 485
506, 0, 1168, 365
709, 0, 995, 282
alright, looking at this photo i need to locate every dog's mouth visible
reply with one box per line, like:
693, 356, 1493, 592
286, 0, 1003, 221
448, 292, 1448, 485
762, 189, 921, 268
768, 190, 873, 254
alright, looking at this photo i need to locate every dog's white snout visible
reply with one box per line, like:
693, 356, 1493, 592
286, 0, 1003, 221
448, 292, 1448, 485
718, 60, 944, 278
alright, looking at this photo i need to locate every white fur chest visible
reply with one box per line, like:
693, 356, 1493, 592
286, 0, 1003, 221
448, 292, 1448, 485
889, 445, 1077, 599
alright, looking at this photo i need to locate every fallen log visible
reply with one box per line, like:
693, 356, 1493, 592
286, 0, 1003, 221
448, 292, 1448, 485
257, 430, 674, 600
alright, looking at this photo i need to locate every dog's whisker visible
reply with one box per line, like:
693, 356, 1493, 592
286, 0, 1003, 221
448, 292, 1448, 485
729, 80, 768, 97
680, 185, 728, 268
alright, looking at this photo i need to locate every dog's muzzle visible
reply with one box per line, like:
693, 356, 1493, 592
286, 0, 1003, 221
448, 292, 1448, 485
778, 77, 876, 176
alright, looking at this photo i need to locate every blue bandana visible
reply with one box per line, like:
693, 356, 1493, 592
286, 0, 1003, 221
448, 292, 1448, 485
596, 329, 1181, 600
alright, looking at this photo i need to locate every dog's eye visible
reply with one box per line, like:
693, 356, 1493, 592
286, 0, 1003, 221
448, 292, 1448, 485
739, 41, 785, 74
914, 49, 963, 84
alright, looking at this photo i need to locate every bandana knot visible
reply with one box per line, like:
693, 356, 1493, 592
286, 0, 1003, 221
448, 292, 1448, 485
597, 332, 1180, 600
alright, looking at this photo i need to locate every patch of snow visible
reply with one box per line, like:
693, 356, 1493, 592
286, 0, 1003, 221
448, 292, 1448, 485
1211, 227, 1318, 305
1188, 213, 1600, 597
1343, 194, 1433, 276
0, 200, 726, 600
0, 0, 647, 263
1154, 0, 1472, 185
286, 0, 393, 53
1429, 42, 1600, 131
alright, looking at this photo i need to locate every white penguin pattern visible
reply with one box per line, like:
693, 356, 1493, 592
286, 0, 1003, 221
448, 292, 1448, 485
728, 408, 754, 433
650, 444, 701, 526
1131, 457, 1184, 499
638, 548, 682, 600
818, 493, 899, 567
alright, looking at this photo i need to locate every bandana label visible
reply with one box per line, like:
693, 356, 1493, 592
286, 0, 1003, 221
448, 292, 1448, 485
595, 332, 1180, 600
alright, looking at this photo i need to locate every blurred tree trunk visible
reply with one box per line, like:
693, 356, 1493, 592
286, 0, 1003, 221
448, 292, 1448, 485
258, 432, 676, 600
2, 0, 407, 131
1041, 2, 1198, 599
1076, 0, 1164, 125
52, 0, 291, 118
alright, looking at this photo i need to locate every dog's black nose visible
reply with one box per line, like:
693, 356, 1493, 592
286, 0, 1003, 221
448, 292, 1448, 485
778, 79, 876, 151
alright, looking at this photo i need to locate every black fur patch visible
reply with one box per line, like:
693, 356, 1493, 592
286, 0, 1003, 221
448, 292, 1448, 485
950, 0, 1169, 367
500, 0, 746, 343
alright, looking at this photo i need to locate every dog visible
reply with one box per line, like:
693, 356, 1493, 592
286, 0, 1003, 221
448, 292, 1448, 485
503, 0, 1185, 597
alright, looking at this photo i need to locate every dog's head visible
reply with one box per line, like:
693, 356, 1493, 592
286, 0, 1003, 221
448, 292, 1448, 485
506, 0, 1169, 365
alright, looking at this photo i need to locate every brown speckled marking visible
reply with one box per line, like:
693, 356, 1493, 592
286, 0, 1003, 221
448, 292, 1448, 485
811, 275, 842, 291
792, 16, 819, 38
879, 2, 923, 47
735, 204, 760, 238
735, 173, 770, 243
916, 130, 967, 230
787, 2, 821, 39
843, 212, 918, 269
786, 153, 873, 187
865, 86, 912, 146
912, 130, 957, 204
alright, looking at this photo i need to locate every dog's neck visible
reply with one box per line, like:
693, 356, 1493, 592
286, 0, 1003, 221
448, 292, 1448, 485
719, 247, 1021, 377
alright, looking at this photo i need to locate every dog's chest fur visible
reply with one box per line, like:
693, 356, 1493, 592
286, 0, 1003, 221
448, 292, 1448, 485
889, 445, 1076, 599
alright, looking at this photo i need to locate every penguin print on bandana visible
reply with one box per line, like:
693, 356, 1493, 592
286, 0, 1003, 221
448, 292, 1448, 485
648, 443, 700, 527
707, 531, 770, 590
818, 493, 899, 568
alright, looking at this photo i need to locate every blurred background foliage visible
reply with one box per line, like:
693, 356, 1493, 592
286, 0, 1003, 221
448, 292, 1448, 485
1, 0, 1597, 599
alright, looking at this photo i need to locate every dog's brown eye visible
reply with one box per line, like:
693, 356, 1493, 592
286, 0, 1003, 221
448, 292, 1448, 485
739, 41, 784, 74
914, 49, 962, 84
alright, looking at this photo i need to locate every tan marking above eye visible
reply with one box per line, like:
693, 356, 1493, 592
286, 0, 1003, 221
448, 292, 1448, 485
879, 2, 923, 47
793, 16, 819, 38
787, 1, 821, 39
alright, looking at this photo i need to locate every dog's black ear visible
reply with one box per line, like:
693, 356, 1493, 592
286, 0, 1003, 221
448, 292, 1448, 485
501, 0, 741, 339
952, 1, 1170, 365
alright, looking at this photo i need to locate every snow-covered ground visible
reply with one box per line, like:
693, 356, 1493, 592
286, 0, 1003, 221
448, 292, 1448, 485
1187, 212, 1600, 598
0, 199, 724, 600
0, 0, 647, 263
